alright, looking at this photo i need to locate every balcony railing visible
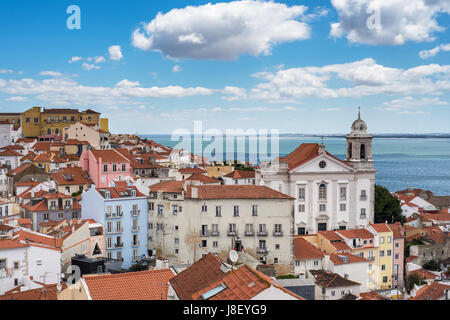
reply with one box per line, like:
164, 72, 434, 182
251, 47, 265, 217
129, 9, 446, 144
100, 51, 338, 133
257, 231, 268, 237
199, 230, 209, 237
115, 243, 124, 248
132, 226, 140, 232
273, 231, 283, 237
257, 248, 269, 254
210, 230, 219, 237
131, 210, 140, 216
227, 231, 238, 237
245, 231, 255, 236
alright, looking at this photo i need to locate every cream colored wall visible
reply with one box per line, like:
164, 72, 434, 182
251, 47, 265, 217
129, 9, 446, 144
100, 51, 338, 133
65, 123, 101, 149
61, 223, 91, 267
58, 280, 89, 300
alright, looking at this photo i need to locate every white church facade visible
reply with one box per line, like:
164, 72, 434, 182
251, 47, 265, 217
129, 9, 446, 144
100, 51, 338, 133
256, 112, 376, 234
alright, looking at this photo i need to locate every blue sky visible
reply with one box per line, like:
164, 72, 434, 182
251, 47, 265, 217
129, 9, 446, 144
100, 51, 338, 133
0, 0, 449, 134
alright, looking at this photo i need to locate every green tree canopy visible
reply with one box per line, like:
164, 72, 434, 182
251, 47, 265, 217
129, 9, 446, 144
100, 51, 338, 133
374, 185, 406, 224
407, 273, 425, 291
422, 260, 440, 271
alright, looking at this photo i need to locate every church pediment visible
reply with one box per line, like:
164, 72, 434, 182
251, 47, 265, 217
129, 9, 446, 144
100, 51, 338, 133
290, 153, 355, 174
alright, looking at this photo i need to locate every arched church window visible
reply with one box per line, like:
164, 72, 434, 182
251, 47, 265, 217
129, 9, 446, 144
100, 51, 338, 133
360, 144, 366, 159
319, 184, 327, 200
348, 143, 352, 159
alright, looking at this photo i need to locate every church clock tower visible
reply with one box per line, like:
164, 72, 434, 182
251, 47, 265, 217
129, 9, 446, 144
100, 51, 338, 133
345, 109, 374, 170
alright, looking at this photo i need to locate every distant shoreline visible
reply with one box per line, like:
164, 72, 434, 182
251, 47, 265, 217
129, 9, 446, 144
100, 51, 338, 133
139, 134, 450, 139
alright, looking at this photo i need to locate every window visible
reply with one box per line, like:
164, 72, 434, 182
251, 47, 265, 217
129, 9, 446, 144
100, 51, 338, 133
252, 205, 258, 216
14, 262, 19, 270
319, 161, 327, 169
319, 184, 327, 200
212, 241, 218, 248
382, 265, 386, 271
360, 144, 366, 159
340, 204, 346, 211
318, 223, 327, 231
173, 205, 178, 215
34, 117, 38, 123
369, 264, 372, 270
175, 249, 179, 254
26, 117, 30, 123
380, 237, 384, 244
149, 202, 154, 211
274, 258, 278, 264
298, 204, 305, 213
380, 250, 385, 257
201, 240, 207, 248
395, 242, 399, 248
107, 237, 112, 248
387, 236, 392, 243
360, 208, 366, 219
275, 244, 280, 250
113, 164, 117, 172
319, 204, 326, 212
387, 250, 392, 256
383, 276, 388, 283
360, 190, 367, 200
202, 204, 207, 212
298, 227, 305, 235
341, 291, 345, 296
298, 187, 305, 200
233, 206, 239, 217
157, 205, 163, 215
116, 221, 122, 232
340, 187, 346, 201
103, 164, 108, 172
122, 164, 126, 171
174, 238, 179, 245
331, 291, 335, 296
314, 260, 319, 266
43, 213, 49, 221
395, 254, 399, 259
274, 224, 282, 234
58, 212, 64, 219
36, 260, 42, 266
215, 206, 222, 217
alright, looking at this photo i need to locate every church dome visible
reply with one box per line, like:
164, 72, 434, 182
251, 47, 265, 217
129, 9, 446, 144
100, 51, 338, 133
350, 109, 368, 133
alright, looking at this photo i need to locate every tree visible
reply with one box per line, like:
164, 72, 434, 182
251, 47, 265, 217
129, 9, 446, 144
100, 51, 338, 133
374, 185, 406, 224
422, 260, 440, 271
407, 273, 425, 291
129, 257, 149, 272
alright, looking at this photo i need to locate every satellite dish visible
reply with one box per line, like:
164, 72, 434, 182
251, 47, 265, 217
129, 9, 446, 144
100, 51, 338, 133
229, 250, 238, 263
56, 283, 62, 291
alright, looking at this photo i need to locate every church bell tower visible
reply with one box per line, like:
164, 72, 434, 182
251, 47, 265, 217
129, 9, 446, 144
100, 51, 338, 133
345, 108, 374, 170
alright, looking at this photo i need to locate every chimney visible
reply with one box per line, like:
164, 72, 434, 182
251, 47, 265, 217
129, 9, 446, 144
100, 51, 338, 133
72, 225, 75, 233
191, 187, 198, 199
31, 191, 35, 198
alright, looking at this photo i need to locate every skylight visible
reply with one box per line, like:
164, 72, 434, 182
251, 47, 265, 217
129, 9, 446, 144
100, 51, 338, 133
200, 284, 227, 300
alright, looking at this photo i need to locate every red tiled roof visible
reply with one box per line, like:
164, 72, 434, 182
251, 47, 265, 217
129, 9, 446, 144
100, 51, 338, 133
170, 253, 228, 300
82, 269, 174, 300
329, 253, 367, 265
90, 149, 130, 163
370, 223, 392, 233
32, 142, 51, 152
294, 237, 324, 260
309, 270, 360, 288
185, 185, 294, 200
150, 180, 185, 193
13, 229, 62, 251
409, 282, 450, 300
50, 167, 92, 186
318, 230, 344, 242
6, 163, 36, 176
410, 268, 438, 280
0, 283, 66, 300
186, 173, 221, 184
0, 150, 22, 157
358, 291, 387, 300
421, 213, 450, 222
406, 256, 418, 263
331, 241, 352, 252
0, 239, 29, 250
337, 228, 374, 240
223, 170, 255, 180
179, 167, 206, 174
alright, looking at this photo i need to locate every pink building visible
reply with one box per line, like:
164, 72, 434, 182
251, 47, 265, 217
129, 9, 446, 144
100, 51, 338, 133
80, 149, 131, 188
388, 223, 405, 289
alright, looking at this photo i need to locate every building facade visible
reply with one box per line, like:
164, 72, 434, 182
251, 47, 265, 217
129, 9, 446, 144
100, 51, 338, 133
257, 113, 376, 234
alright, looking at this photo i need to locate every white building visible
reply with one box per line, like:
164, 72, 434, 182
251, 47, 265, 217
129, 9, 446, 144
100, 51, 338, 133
148, 182, 294, 268
257, 113, 376, 234
0, 122, 15, 149
222, 170, 256, 185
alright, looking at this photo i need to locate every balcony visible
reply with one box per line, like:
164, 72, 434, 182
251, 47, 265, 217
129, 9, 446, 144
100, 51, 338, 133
210, 230, 220, 237
257, 248, 269, 254
114, 243, 124, 248
131, 210, 140, 217
273, 231, 283, 237
117, 211, 123, 217
257, 231, 268, 237
199, 230, 209, 237
132, 241, 140, 247
132, 226, 140, 232
245, 231, 255, 237
367, 256, 376, 261
227, 231, 238, 237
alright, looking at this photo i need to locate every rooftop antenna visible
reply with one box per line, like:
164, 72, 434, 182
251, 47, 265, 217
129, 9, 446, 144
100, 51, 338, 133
358, 107, 361, 120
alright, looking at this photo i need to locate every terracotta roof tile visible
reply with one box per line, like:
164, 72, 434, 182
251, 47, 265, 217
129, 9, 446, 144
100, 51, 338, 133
223, 170, 256, 179
186, 173, 221, 184
179, 167, 206, 174
309, 270, 360, 288
82, 269, 174, 300
90, 150, 130, 163
150, 180, 185, 193
294, 237, 325, 260
409, 282, 450, 300
0, 239, 29, 250
0, 283, 66, 300
329, 253, 368, 265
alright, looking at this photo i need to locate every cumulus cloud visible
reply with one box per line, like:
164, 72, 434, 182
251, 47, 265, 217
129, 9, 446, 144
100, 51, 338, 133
131, 0, 311, 60
68, 56, 82, 64
0, 75, 216, 107
82, 63, 101, 71
5, 96, 28, 102
109, 45, 123, 61
419, 43, 450, 59
172, 65, 182, 73
222, 58, 450, 102
375, 96, 448, 114
330, 0, 450, 45
40, 71, 63, 77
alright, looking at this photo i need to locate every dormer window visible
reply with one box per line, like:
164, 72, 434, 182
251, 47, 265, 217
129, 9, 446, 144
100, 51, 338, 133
105, 191, 111, 199
131, 190, 136, 197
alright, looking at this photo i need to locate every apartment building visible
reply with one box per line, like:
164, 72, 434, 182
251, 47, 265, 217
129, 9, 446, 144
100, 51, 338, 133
63, 122, 110, 150
148, 182, 295, 269
80, 181, 148, 270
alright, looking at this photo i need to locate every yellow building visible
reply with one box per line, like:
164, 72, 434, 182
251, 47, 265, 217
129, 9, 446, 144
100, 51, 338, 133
20, 107, 103, 138
204, 164, 234, 178
0, 112, 21, 126
368, 223, 394, 290
100, 118, 109, 132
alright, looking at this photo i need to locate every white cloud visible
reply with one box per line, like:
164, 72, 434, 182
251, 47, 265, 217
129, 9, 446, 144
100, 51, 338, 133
0, 75, 216, 107
419, 43, 450, 59
330, 0, 450, 45
223, 58, 450, 102
5, 96, 28, 102
0, 69, 14, 74
40, 71, 63, 77
95, 56, 106, 64
374, 96, 447, 114
172, 65, 182, 73
131, 0, 311, 60
68, 56, 82, 64
82, 63, 101, 71
109, 45, 123, 61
